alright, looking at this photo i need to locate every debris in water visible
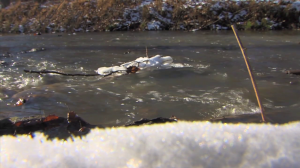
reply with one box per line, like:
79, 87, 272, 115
0, 112, 179, 138
23, 55, 175, 78
96, 55, 173, 75
125, 117, 177, 127
286, 70, 300, 75
126, 66, 140, 74
0, 112, 99, 139
2, 52, 11, 58
0, 61, 8, 66
21, 48, 46, 54
123, 50, 131, 54
14, 98, 26, 106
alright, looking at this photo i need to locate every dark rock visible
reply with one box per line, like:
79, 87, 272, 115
2, 52, 11, 58
125, 117, 177, 127
0, 112, 101, 139
0, 61, 8, 66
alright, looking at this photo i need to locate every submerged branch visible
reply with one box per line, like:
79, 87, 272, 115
24, 69, 101, 76
23, 66, 140, 77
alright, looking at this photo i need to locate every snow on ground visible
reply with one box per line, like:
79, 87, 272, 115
124, 8, 141, 23
230, 9, 247, 21
184, 0, 207, 8
292, 1, 300, 11
140, 0, 153, 7
4, 0, 298, 32
1, 121, 300, 167
147, 20, 161, 30
162, 1, 173, 11
117, 0, 299, 31
149, 7, 173, 24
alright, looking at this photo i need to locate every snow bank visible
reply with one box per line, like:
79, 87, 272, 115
1, 121, 300, 167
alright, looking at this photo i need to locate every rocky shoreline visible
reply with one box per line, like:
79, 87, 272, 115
1, 109, 300, 139
0, 0, 300, 33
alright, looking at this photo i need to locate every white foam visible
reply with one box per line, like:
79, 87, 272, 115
1, 121, 300, 167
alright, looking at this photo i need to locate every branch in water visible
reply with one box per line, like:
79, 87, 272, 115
23, 66, 140, 77
24, 69, 101, 76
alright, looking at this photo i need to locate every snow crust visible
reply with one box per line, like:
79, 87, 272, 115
1, 121, 300, 167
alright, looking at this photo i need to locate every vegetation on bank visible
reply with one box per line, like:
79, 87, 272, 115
0, 0, 299, 33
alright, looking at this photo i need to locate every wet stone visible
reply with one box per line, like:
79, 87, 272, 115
0, 112, 100, 139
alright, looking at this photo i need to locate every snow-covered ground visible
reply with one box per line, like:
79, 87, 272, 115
1, 121, 300, 167
3, 0, 299, 33
292, 1, 300, 11
104, 0, 300, 31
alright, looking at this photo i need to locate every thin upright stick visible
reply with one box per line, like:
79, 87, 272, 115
146, 46, 148, 58
231, 25, 266, 122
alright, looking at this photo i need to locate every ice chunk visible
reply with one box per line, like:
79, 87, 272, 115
96, 55, 174, 75
95, 67, 113, 75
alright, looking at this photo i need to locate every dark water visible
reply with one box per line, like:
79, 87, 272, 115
0, 31, 299, 126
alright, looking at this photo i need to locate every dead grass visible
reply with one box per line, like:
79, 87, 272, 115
0, 0, 299, 33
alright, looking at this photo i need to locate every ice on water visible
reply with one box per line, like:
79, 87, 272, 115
96, 55, 173, 75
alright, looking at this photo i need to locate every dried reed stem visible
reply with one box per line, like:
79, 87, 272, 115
231, 24, 266, 122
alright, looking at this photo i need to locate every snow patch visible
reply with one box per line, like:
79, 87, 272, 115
147, 20, 162, 30
140, 0, 153, 7
292, 1, 300, 11
1, 122, 300, 167
19, 25, 24, 33
149, 7, 173, 25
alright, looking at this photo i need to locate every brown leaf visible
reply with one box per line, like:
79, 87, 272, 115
43, 115, 59, 122
15, 121, 23, 127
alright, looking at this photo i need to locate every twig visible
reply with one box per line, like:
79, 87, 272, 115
23, 66, 140, 77
146, 46, 148, 58
24, 69, 101, 76
231, 25, 266, 123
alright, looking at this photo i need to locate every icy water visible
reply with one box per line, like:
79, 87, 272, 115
0, 31, 299, 126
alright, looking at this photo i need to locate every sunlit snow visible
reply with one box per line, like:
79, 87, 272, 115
1, 121, 300, 167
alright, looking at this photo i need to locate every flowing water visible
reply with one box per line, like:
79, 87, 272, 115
0, 31, 299, 126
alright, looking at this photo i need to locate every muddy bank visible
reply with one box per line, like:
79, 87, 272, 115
0, 0, 299, 33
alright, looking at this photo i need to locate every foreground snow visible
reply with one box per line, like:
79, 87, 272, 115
1, 121, 300, 167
